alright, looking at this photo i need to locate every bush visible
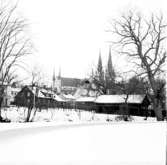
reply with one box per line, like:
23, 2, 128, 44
115, 115, 134, 122
0, 116, 11, 123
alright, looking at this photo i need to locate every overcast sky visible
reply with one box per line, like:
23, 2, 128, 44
11, 0, 167, 83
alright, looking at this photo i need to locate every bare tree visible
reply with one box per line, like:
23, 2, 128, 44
112, 11, 166, 120
0, 3, 32, 121
5, 71, 18, 85
29, 65, 44, 87
23, 65, 48, 122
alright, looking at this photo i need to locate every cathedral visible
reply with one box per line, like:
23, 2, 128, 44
52, 46, 115, 95
52, 69, 82, 95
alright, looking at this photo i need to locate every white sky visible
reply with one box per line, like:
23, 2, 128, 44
11, 0, 167, 83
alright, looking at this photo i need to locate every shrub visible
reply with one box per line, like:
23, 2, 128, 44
115, 115, 134, 122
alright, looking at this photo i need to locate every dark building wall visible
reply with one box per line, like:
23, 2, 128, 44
14, 86, 58, 109
75, 102, 96, 111
14, 86, 34, 108
95, 103, 151, 117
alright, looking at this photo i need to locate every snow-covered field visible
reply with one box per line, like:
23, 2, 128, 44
0, 122, 166, 165
0, 107, 166, 165
1, 106, 157, 123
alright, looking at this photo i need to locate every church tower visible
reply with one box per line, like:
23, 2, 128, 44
58, 67, 61, 79
55, 67, 61, 94
52, 68, 56, 91
107, 46, 115, 82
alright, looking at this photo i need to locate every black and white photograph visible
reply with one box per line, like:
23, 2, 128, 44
0, 0, 166, 164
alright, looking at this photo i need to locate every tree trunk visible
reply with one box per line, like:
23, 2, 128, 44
148, 74, 164, 121
153, 99, 163, 121
30, 108, 38, 122
25, 107, 32, 122
0, 98, 3, 121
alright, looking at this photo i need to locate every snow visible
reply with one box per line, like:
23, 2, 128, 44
53, 94, 64, 101
62, 94, 75, 100
0, 122, 166, 165
1, 107, 157, 123
75, 97, 96, 102
37, 90, 46, 98
95, 95, 146, 104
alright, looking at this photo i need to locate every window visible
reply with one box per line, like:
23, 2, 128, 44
27, 92, 30, 97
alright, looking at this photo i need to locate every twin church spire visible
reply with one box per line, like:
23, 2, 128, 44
52, 67, 61, 92
97, 46, 115, 81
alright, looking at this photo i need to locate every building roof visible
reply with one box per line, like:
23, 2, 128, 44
62, 94, 75, 100
95, 95, 147, 104
53, 94, 64, 102
76, 97, 96, 102
30, 87, 46, 98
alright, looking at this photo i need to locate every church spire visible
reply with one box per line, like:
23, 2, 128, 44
52, 68, 56, 90
108, 46, 113, 70
53, 68, 55, 81
58, 67, 61, 79
107, 46, 115, 81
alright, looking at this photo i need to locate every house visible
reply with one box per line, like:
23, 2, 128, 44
14, 86, 63, 109
14, 86, 151, 117
75, 97, 96, 111
95, 95, 150, 116
0, 84, 21, 107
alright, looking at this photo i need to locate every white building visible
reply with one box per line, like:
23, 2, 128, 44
0, 85, 21, 107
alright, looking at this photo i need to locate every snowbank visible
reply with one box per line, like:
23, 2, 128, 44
1, 107, 157, 124
0, 122, 166, 165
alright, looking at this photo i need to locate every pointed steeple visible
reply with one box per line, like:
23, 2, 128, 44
96, 48, 104, 82
107, 46, 115, 81
108, 46, 113, 71
58, 67, 61, 79
53, 68, 56, 82
52, 67, 56, 90
56, 67, 61, 93
97, 49, 103, 73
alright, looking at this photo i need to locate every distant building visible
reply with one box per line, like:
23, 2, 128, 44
14, 86, 64, 109
95, 94, 150, 116
52, 68, 82, 94
0, 84, 21, 107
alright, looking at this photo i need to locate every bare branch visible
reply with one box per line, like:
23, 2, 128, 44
0, 3, 32, 86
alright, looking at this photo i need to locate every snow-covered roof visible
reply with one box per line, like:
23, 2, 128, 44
53, 95, 64, 102
31, 89, 46, 98
37, 91, 46, 98
95, 95, 146, 104
62, 94, 75, 100
27, 87, 53, 99
76, 97, 96, 102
